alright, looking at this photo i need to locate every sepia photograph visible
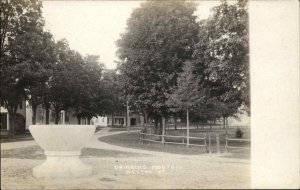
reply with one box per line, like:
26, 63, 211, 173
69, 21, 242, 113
0, 0, 299, 189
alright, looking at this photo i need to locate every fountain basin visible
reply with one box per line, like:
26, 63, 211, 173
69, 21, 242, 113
29, 125, 96, 178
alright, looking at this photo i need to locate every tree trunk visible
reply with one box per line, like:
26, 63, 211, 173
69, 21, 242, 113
210, 120, 212, 131
9, 112, 16, 136
112, 113, 115, 127
226, 117, 228, 128
223, 117, 226, 129
45, 104, 50, 124
162, 116, 165, 144
225, 117, 228, 136
54, 111, 60, 124
174, 115, 177, 130
7, 105, 18, 136
154, 118, 158, 134
77, 115, 81, 124
32, 103, 37, 125
159, 116, 163, 134
145, 112, 148, 124
87, 118, 91, 125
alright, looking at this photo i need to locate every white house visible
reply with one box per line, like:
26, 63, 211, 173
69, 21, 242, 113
91, 116, 107, 127
0, 100, 27, 134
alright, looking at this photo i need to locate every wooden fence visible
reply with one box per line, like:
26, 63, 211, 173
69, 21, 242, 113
225, 135, 251, 152
140, 130, 251, 153
140, 131, 210, 152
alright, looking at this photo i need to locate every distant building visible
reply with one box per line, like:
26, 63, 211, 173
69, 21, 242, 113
91, 116, 107, 127
106, 110, 144, 127
227, 109, 250, 127
27, 105, 90, 125
1, 100, 144, 135
1, 100, 27, 134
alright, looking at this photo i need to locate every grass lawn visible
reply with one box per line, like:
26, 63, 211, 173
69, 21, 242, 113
99, 129, 250, 158
164, 127, 250, 148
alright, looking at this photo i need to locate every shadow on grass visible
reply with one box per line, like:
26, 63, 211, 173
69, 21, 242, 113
1, 146, 150, 160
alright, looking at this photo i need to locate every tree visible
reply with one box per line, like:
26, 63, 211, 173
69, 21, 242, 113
0, 0, 44, 134
17, 31, 56, 125
193, 0, 249, 127
100, 69, 125, 127
117, 0, 200, 133
46, 40, 85, 124
72, 55, 105, 124
168, 61, 206, 111
167, 61, 206, 145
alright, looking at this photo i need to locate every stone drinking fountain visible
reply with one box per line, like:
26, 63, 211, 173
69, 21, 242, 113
29, 125, 96, 178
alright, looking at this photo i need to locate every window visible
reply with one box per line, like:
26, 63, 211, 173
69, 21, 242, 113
120, 118, 124, 125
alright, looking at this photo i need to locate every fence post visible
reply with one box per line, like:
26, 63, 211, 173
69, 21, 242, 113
141, 130, 144, 144
216, 133, 220, 154
205, 133, 208, 153
225, 134, 228, 153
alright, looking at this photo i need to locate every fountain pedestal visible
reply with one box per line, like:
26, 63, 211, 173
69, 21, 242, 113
29, 125, 96, 179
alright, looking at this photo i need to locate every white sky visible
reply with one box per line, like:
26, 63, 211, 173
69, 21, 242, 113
42, 0, 221, 69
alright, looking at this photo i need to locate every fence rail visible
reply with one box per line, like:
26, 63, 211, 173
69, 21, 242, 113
140, 130, 251, 154
140, 131, 208, 151
225, 135, 251, 152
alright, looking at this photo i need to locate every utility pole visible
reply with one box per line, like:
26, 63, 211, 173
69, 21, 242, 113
126, 100, 130, 133
187, 108, 189, 147
162, 116, 165, 146
61, 110, 65, 125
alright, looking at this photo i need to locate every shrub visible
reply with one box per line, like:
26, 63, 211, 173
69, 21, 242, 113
235, 128, 244, 138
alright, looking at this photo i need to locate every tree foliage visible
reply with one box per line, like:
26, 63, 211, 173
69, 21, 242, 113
1, 0, 109, 126
72, 55, 105, 123
0, 0, 45, 133
100, 69, 125, 115
167, 61, 206, 110
117, 1, 200, 119
194, 0, 249, 111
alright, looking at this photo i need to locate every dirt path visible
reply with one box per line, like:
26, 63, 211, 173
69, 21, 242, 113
1, 128, 250, 189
